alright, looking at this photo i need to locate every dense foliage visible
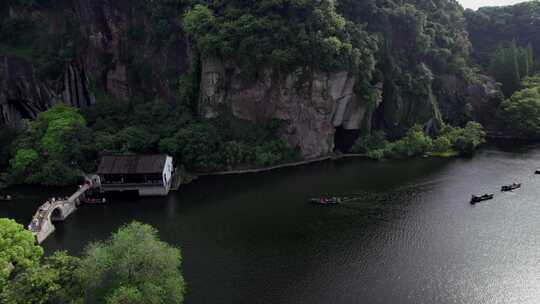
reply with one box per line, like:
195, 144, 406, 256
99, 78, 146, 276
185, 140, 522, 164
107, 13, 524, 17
353, 122, 486, 160
183, 0, 377, 74
488, 41, 535, 97
337, 0, 478, 134
466, 1, 540, 71
499, 80, 540, 137
0, 218, 43, 292
0, 220, 185, 304
0, 1, 77, 79
77, 222, 185, 304
6, 104, 92, 186
85, 96, 298, 173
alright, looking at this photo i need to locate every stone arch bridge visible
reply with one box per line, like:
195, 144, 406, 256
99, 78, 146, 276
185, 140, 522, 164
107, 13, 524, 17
28, 175, 100, 244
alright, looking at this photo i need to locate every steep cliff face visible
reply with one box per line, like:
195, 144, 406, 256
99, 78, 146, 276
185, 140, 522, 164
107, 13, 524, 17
435, 74, 502, 127
0, 0, 506, 159
0, 0, 190, 127
0, 56, 93, 127
199, 58, 374, 157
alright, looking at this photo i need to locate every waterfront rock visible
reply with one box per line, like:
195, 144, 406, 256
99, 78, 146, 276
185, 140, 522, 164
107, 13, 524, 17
199, 58, 374, 158
0, 57, 95, 128
435, 74, 503, 126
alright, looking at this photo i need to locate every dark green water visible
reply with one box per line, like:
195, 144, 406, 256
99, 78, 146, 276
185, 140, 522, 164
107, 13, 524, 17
3, 145, 540, 303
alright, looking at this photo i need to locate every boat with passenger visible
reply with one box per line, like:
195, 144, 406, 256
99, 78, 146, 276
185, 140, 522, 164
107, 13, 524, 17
82, 197, 107, 205
501, 183, 521, 192
309, 197, 342, 205
470, 193, 494, 204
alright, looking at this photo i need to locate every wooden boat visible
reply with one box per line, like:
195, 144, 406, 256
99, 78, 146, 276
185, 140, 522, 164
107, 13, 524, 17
0, 195, 12, 201
309, 197, 341, 205
501, 183, 521, 192
470, 193, 494, 204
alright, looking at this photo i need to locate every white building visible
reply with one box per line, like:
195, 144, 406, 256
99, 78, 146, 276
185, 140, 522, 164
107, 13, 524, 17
97, 154, 174, 196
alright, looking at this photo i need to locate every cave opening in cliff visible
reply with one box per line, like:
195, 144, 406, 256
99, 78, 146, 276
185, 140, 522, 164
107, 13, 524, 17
334, 127, 360, 153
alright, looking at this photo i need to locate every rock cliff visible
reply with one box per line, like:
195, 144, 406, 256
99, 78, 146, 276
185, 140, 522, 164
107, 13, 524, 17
199, 58, 375, 157
0, 1, 505, 158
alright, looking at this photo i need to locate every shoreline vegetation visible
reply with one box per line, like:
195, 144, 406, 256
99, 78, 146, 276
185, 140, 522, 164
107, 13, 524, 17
0, 220, 185, 304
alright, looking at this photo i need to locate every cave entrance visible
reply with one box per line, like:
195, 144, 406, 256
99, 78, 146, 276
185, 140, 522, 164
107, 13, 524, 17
334, 127, 360, 153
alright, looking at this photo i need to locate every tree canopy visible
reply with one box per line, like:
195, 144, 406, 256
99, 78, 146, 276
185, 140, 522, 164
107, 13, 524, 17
499, 84, 540, 137
77, 221, 185, 304
7, 104, 91, 185
0, 218, 43, 291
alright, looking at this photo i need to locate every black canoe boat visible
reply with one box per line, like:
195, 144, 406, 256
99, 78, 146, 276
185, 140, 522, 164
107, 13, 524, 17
501, 183, 521, 192
309, 197, 341, 205
470, 193, 494, 204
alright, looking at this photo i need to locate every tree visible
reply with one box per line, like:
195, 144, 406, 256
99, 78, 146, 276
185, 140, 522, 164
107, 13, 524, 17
1, 264, 60, 304
7, 104, 91, 185
45, 251, 82, 303
159, 123, 224, 172
499, 86, 540, 137
439, 122, 486, 155
0, 218, 43, 291
386, 125, 433, 158
488, 41, 523, 97
76, 222, 185, 304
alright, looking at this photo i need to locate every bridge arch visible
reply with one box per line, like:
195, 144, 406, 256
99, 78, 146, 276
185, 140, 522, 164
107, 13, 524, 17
50, 206, 64, 222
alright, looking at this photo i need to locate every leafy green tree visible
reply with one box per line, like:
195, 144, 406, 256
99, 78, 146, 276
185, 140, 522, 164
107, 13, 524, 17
488, 41, 523, 97
183, 0, 377, 74
439, 122, 486, 155
385, 125, 433, 158
522, 75, 540, 89
466, 1, 540, 74
0, 218, 43, 291
1, 264, 59, 304
7, 104, 91, 185
8, 148, 39, 179
76, 222, 185, 304
499, 86, 540, 137
159, 123, 224, 172
44, 251, 82, 303
105, 286, 145, 304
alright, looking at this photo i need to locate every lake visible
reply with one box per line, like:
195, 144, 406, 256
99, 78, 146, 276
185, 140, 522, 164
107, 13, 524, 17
2, 144, 540, 303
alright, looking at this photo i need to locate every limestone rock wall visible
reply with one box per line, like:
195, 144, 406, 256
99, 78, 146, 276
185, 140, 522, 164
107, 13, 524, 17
199, 58, 373, 158
0, 57, 94, 128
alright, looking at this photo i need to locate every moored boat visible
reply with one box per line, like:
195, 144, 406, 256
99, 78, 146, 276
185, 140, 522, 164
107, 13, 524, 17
470, 193, 494, 204
0, 194, 12, 201
501, 183, 521, 192
536, 169, 540, 174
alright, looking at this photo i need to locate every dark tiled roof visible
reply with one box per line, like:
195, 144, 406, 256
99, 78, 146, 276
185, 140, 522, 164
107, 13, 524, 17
97, 155, 168, 175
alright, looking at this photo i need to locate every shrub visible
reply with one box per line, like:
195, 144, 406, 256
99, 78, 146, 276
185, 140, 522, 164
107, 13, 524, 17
432, 136, 452, 153
367, 149, 385, 160
351, 130, 388, 153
